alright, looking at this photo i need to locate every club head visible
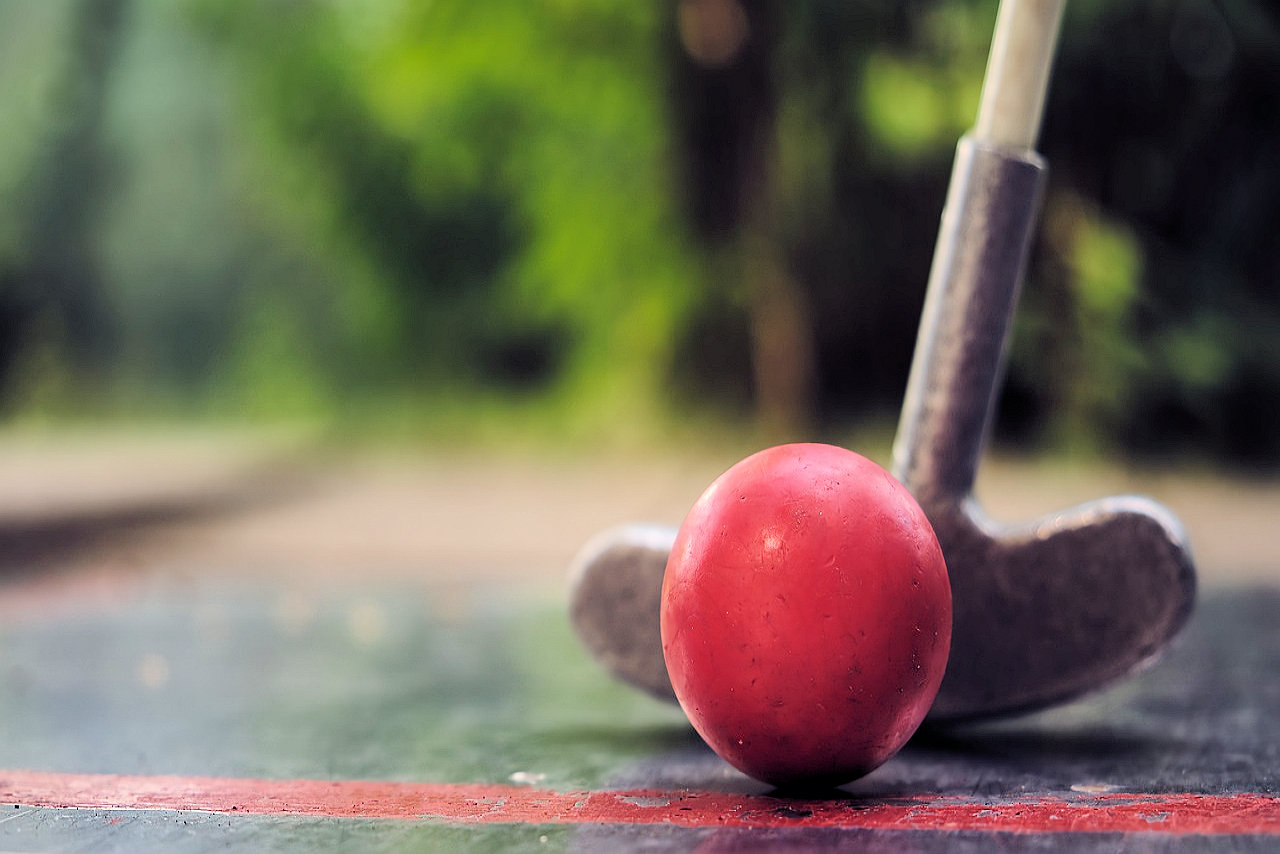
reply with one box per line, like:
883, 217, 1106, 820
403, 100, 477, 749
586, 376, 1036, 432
569, 524, 677, 702
566, 492, 1196, 722
913, 493, 1196, 722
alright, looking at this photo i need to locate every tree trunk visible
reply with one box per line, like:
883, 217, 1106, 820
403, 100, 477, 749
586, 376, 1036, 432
671, 0, 817, 435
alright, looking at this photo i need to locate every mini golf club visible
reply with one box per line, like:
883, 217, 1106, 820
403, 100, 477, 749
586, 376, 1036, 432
569, 0, 1197, 723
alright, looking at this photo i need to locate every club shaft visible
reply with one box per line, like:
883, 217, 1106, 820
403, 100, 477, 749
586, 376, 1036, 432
891, 138, 1046, 504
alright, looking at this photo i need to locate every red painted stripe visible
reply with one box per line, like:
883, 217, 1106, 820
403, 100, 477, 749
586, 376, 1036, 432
0, 770, 1275, 835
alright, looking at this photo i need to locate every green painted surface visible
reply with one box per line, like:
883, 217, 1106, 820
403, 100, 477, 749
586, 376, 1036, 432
0, 575, 701, 850
1, 575, 1277, 851
0, 577, 689, 790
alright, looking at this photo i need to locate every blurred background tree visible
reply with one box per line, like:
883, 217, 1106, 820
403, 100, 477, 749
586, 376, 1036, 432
0, 0, 1276, 465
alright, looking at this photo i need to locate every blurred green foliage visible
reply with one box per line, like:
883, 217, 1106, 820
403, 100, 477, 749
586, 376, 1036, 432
1, 0, 1278, 464
187, 0, 703, 438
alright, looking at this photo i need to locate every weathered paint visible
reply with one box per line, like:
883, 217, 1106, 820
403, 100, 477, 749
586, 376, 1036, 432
1, 769, 1276, 835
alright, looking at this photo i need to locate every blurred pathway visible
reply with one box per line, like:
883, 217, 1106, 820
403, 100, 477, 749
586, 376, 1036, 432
0, 429, 1275, 597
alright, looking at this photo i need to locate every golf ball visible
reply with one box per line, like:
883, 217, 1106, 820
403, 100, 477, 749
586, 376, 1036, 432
660, 443, 951, 788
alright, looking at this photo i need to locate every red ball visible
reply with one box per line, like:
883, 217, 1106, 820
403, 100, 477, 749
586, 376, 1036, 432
660, 443, 951, 788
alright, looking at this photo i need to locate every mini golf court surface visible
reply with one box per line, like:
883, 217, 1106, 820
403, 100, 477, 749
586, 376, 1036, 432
0, 568, 1275, 852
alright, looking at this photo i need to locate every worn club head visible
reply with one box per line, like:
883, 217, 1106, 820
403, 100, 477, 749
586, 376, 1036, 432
569, 524, 677, 702
918, 496, 1194, 721
565, 493, 1196, 721
568, 137, 1197, 721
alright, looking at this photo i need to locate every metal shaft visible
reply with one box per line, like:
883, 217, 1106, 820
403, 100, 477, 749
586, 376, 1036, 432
891, 137, 1046, 505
